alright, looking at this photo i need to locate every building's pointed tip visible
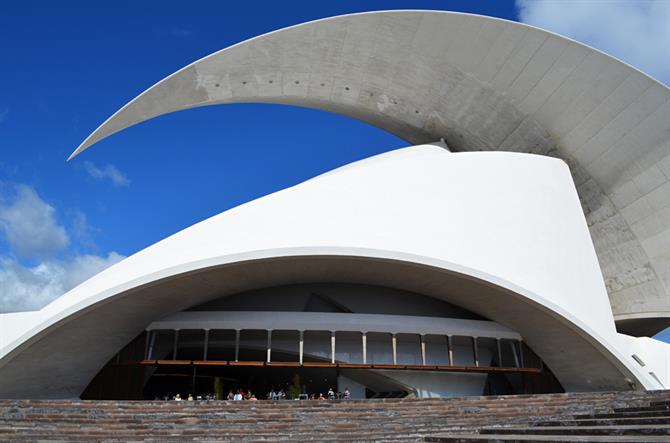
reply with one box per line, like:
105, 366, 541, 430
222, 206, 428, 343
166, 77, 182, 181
67, 145, 83, 161
67, 137, 93, 161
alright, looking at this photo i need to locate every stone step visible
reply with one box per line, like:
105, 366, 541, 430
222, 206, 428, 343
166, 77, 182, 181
0, 402, 661, 416
0, 420, 454, 432
574, 410, 670, 420
2, 392, 665, 406
0, 420, 454, 433
0, 434, 421, 442
534, 417, 670, 427
0, 409, 651, 418
481, 424, 670, 436
425, 434, 670, 442
614, 405, 670, 413
0, 431, 446, 441
0, 401, 666, 413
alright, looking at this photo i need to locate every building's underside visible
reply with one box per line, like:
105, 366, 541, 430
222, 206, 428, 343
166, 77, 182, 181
84, 283, 559, 400
1, 10, 669, 400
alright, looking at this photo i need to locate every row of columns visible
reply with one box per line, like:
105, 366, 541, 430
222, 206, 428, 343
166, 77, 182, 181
146, 329, 524, 368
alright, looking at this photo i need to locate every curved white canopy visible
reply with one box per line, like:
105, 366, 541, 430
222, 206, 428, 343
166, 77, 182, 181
3, 146, 662, 397
70, 10, 670, 334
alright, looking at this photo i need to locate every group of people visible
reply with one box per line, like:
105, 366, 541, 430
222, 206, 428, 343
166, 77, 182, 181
166, 386, 351, 401
265, 388, 288, 400
312, 387, 350, 400
227, 389, 258, 401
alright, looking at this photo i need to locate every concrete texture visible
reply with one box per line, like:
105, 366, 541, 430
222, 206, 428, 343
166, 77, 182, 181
70, 11, 670, 335
2, 145, 666, 397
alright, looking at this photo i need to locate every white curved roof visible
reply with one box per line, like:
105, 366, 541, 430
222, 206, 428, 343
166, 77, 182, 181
68, 11, 670, 334
1, 145, 665, 397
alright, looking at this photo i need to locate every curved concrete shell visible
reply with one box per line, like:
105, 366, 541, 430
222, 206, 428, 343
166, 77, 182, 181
1, 145, 668, 398
69, 10, 670, 336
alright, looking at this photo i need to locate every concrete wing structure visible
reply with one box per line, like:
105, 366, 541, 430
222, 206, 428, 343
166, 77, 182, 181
69, 10, 670, 337
2, 144, 668, 398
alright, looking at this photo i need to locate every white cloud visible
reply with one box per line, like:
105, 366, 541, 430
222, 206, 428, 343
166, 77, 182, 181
83, 161, 130, 187
516, 0, 670, 84
0, 183, 127, 312
68, 209, 97, 249
0, 185, 69, 258
0, 252, 125, 312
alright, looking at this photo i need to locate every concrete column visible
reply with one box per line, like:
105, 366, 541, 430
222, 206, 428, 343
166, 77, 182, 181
191, 366, 197, 397
362, 332, 367, 365
447, 335, 453, 366
391, 334, 397, 365
147, 330, 156, 360
472, 336, 479, 367
496, 338, 502, 367
172, 330, 179, 360
234, 330, 240, 362
510, 340, 520, 368
330, 331, 336, 364
203, 329, 209, 361
299, 331, 304, 364
144, 331, 150, 360
266, 330, 272, 363
420, 335, 427, 366
519, 341, 524, 368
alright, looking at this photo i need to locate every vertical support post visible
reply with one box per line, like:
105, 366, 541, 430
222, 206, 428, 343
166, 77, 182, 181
447, 335, 454, 366
518, 340, 524, 368
391, 334, 397, 365
472, 336, 479, 367
330, 331, 336, 364
147, 330, 156, 360
203, 329, 209, 361
234, 329, 240, 362
299, 330, 304, 365
510, 340, 520, 368
362, 332, 367, 365
496, 338, 502, 367
420, 335, 427, 366
144, 330, 150, 360
267, 330, 272, 363
191, 365, 197, 397
172, 330, 179, 360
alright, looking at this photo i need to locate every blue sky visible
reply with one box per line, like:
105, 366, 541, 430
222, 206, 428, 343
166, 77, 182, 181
0, 0, 668, 341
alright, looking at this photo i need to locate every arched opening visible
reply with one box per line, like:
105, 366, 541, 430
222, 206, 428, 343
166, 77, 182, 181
2, 252, 639, 399
82, 282, 562, 400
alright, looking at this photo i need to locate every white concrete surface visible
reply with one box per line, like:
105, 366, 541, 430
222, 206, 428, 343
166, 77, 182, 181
375, 370, 489, 398
617, 333, 670, 389
68, 10, 670, 334
1, 145, 666, 398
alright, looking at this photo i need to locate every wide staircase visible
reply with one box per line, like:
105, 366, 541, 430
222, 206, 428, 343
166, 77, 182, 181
429, 393, 670, 442
1, 390, 669, 442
